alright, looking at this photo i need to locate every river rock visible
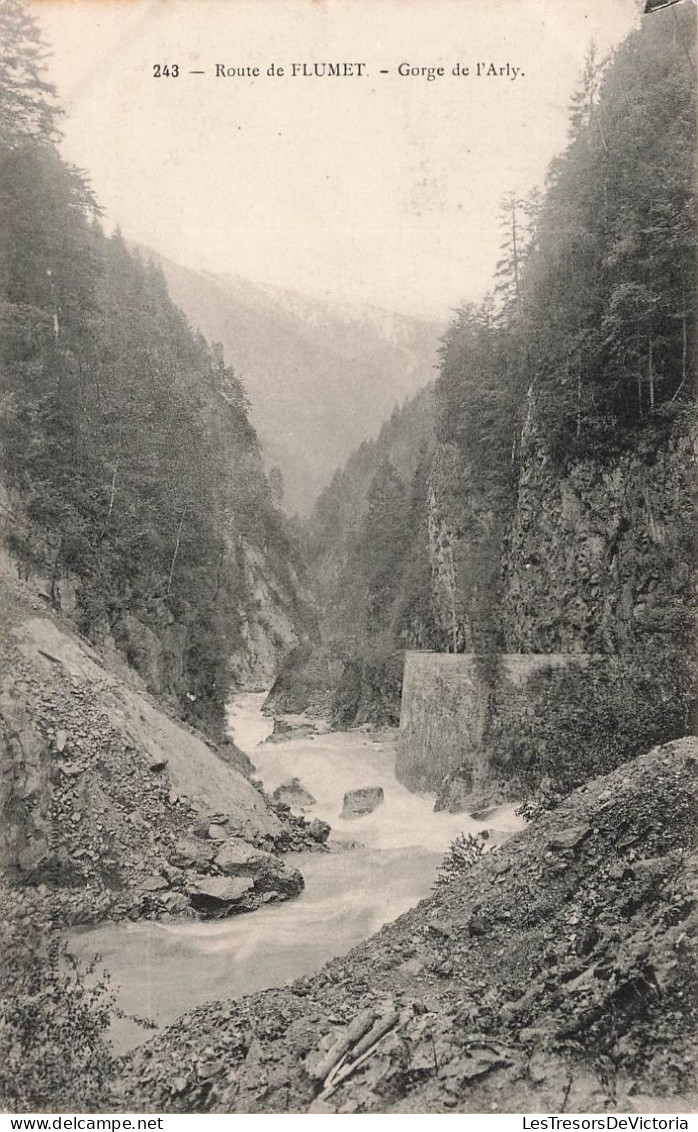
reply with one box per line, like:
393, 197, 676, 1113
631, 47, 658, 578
266, 720, 318, 744
469, 805, 497, 821
340, 786, 384, 819
308, 818, 331, 844
271, 864, 305, 897
272, 777, 316, 809
187, 875, 255, 916
326, 838, 363, 853
160, 892, 190, 915
214, 838, 305, 898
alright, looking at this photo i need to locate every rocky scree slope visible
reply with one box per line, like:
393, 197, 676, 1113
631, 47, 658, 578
117, 738, 697, 1113
0, 564, 325, 929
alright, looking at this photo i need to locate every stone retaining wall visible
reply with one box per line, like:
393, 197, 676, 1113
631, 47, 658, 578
396, 651, 581, 805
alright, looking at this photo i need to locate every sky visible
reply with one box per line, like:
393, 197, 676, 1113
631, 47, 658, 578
34, 0, 641, 320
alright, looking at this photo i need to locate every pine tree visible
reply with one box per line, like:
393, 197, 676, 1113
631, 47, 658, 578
0, 0, 62, 146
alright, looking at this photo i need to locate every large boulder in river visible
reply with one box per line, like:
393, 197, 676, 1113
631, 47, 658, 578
262, 643, 333, 716
214, 838, 305, 898
308, 818, 331, 844
271, 777, 316, 810
269, 863, 305, 898
266, 720, 318, 744
341, 786, 384, 819
187, 875, 255, 917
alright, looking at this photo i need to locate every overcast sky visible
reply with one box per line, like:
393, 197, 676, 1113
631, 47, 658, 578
34, 0, 640, 319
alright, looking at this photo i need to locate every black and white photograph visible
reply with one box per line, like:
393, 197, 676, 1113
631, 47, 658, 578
0, 0, 695, 1118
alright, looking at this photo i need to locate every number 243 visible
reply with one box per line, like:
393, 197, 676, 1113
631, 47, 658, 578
153, 64, 179, 77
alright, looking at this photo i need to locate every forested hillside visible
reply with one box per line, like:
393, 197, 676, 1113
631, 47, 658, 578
295, 3, 696, 774
265, 387, 445, 724
1, 0, 696, 1115
0, 0, 311, 736
310, 387, 440, 655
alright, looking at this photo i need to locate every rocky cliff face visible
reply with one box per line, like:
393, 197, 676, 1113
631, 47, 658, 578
426, 445, 504, 655
406, 410, 697, 809
501, 408, 697, 654
229, 540, 309, 691
2, 481, 310, 728
425, 417, 696, 661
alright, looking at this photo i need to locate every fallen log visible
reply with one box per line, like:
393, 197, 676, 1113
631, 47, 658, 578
308, 1008, 378, 1082
317, 1011, 403, 1101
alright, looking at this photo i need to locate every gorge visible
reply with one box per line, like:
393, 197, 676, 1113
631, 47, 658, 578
68, 693, 523, 1056
0, 0, 695, 1116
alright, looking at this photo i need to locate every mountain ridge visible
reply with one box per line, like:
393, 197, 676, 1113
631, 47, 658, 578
133, 244, 444, 515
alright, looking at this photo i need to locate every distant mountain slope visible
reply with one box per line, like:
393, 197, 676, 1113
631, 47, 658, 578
263, 386, 442, 725
136, 248, 443, 514
307, 385, 439, 660
311, 386, 436, 560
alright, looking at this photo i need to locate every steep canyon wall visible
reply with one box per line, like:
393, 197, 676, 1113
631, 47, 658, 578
396, 420, 696, 810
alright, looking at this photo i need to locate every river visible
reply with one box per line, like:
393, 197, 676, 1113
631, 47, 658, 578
69, 693, 523, 1053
